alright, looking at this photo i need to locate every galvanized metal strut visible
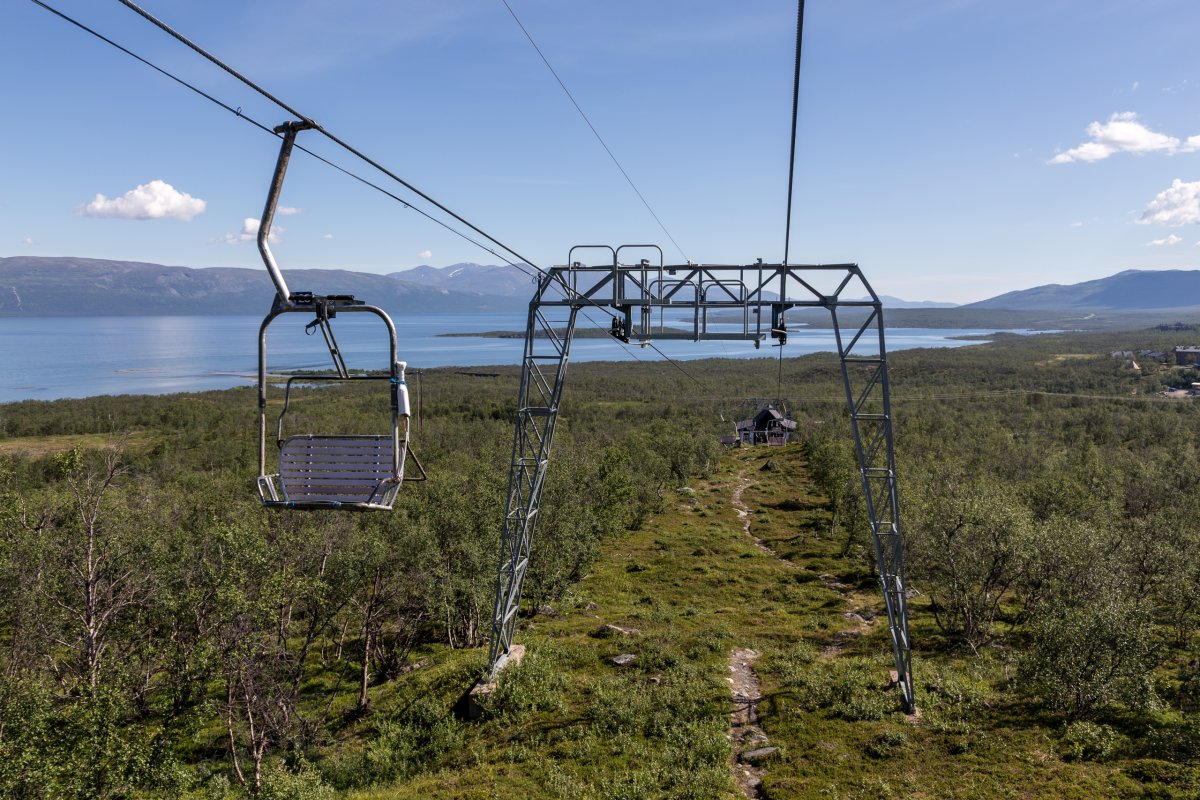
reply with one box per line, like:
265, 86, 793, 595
485, 246, 915, 713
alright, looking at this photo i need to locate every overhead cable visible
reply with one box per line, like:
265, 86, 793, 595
32, 0, 709, 382
498, 0, 689, 263
112, 0, 545, 276
782, 0, 806, 267
27, 0, 537, 282
110, 0, 705, 381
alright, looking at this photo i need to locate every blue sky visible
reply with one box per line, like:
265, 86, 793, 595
3, 0, 1200, 303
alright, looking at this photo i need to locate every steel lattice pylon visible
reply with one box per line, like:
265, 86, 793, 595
486, 246, 915, 712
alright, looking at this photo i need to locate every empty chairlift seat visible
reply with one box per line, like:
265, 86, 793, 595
255, 361, 417, 512
264, 434, 401, 510
251, 119, 420, 512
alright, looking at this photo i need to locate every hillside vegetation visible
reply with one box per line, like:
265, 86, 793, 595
1, 327, 1199, 798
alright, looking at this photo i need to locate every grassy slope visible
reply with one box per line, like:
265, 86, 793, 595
323, 442, 1167, 799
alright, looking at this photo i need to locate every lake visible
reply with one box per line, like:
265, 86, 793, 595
4, 312, 1017, 403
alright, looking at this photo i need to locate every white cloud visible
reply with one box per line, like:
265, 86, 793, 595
1050, 112, 1185, 164
79, 179, 206, 220
1138, 179, 1200, 226
277, 205, 302, 216
22, 237, 34, 245
322, 233, 334, 240
1132, 81, 1140, 91
1147, 234, 1183, 246
1070, 221, 1084, 228
417, 250, 432, 259
218, 217, 282, 245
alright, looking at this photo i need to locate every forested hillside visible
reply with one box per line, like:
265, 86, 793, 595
1, 328, 1199, 798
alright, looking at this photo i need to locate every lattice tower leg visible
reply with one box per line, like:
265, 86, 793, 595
486, 303, 579, 677
831, 302, 916, 713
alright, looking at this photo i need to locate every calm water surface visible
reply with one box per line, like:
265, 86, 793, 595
5, 312, 1012, 402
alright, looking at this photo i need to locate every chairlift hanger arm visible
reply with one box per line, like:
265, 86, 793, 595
259, 120, 316, 308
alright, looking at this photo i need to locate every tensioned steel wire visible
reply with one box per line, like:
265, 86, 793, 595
498, 0, 689, 264
778, 0, 807, 401
28, 0, 711, 381
26, 0, 536, 287
109, 0, 703, 384
783, 0, 806, 268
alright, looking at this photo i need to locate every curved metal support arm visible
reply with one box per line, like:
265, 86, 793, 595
259, 120, 315, 307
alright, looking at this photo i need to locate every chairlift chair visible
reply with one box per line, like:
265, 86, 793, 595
254, 121, 423, 511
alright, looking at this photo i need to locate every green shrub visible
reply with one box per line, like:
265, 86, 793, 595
768, 640, 818, 685
680, 628, 733, 660
330, 695, 463, 787
596, 768, 660, 800
257, 757, 334, 800
864, 730, 907, 759
916, 662, 992, 715
1020, 594, 1158, 718
1061, 721, 1122, 762
663, 720, 731, 771
486, 651, 568, 721
0, 682, 177, 800
542, 762, 587, 800
782, 657, 894, 721
588, 665, 723, 740
1146, 714, 1200, 763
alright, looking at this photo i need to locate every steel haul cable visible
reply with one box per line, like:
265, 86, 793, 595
776, 0, 807, 403
28, 0, 718, 389
109, 0, 707, 385
783, 0, 806, 268
110, 0, 711, 384
498, 0, 689, 263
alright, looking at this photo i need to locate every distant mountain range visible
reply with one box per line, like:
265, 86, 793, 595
3, 257, 1198, 317
0, 257, 529, 316
388, 263, 536, 297
858, 295, 958, 309
964, 269, 1200, 310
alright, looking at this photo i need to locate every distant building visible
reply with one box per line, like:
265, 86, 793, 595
735, 405, 797, 446
1175, 346, 1200, 366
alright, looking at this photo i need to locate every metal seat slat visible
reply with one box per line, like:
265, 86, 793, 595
281, 452, 394, 463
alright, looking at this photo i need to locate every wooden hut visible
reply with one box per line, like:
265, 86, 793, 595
734, 405, 797, 446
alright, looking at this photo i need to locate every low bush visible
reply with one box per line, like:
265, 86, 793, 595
257, 757, 335, 800
780, 657, 894, 722
483, 651, 567, 721
1145, 713, 1200, 763
864, 730, 907, 759
326, 696, 463, 788
1060, 721, 1122, 762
